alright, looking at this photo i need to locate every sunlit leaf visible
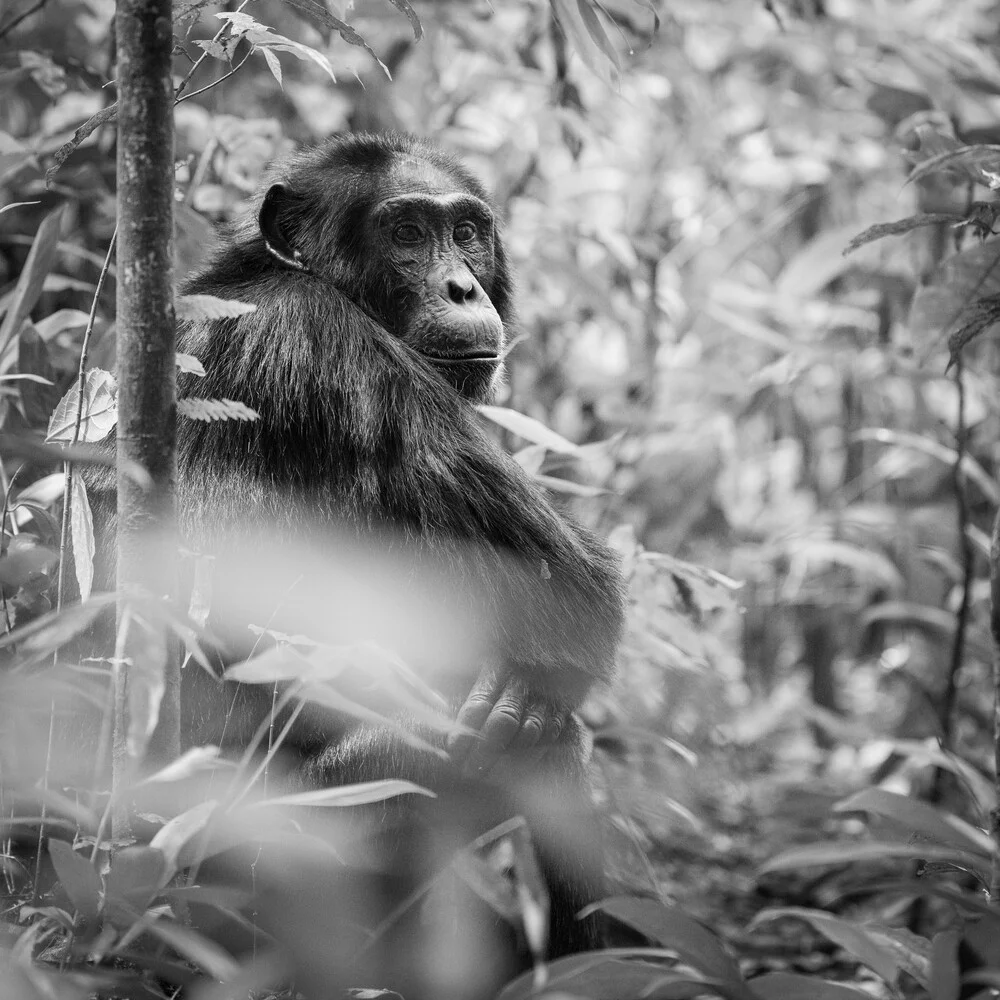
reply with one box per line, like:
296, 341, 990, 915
477, 405, 580, 453
176, 294, 257, 322
177, 398, 259, 422
254, 780, 434, 808
46, 369, 118, 444
70, 473, 94, 602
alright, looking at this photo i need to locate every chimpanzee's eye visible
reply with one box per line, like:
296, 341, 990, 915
453, 222, 477, 244
393, 222, 424, 244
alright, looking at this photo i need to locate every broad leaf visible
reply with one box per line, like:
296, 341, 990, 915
48, 840, 101, 921
70, 473, 95, 602
46, 369, 118, 444
253, 780, 434, 808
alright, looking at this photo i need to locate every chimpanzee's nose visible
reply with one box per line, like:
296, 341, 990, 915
446, 275, 479, 304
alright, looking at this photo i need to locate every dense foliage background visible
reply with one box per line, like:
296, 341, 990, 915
4, 0, 1000, 997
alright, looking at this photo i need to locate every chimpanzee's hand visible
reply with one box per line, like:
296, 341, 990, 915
447, 666, 571, 773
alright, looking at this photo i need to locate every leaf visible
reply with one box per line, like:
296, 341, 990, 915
261, 46, 283, 87
150, 800, 218, 879
496, 949, 725, 1000
0, 207, 65, 358
145, 919, 240, 981
217, 14, 339, 84
534, 474, 610, 497
750, 909, 925, 989
0, 433, 150, 488
380, 0, 422, 40
0, 593, 117, 657
590, 897, 744, 985
749, 973, 874, 999
550, 0, 619, 85
253, 780, 434, 809
278, 0, 397, 73
46, 103, 118, 185
513, 443, 546, 475
834, 788, 991, 859
909, 239, 1000, 350
176, 294, 257, 322
947, 297, 1000, 365
46, 369, 119, 444
70, 473, 95, 602
139, 746, 225, 784
930, 930, 961, 1000
510, 824, 550, 967
777, 224, 878, 299
178, 397, 259, 422
844, 214, 963, 255
105, 846, 167, 910
907, 143, 1000, 186
477, 405, 580, 454
48, 840, 102, 921
175, 352, 206, 377
575, 0, 623, 71
761, 841, 989, 878
853, 427, 999, 504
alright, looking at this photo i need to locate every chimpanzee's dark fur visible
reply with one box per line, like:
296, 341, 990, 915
99, 133, 625, 994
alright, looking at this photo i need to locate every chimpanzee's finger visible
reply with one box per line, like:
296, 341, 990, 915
448, 669, 503, 759
510, 703, 548, 749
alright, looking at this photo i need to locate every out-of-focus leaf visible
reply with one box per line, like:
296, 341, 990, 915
834, 788, 991, 858
550, 0, 619, 85
590, 897, 744, 986
46, 369, 118, 444
145, 919, 240, 981
176, 294, 257, 322
853, 427, 999, 503
513, 443, 546, 475
844, 214, 963, 255
48, 840, 101, 921
749, 972, 873, 999
534, 474, 609, 497
0, 207, 65, 358
930, 930, 961, 1000
761, 841, 988, 878
575, 0, 623, 71
477, 405, 580, 453
381, 0, 422, 40
70, 473, 95, 602
253, 780, 434, 809
509, 824, 549, 967
150, 801, 218, 879
139, 746, 226, 785
750, 909, 927, 989
879, 739, 997, 813
859, 601, 956, 639
777, 224, 879, 299
0, 433, 149, 487
0, 593, 116, 656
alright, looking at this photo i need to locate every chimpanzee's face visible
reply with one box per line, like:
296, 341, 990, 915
258, 151, 508, 402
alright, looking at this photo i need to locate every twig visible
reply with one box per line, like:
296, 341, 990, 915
172, 0, 250, 102
56, 227, 117, 612
0, 0, 49, 41
174, 50, 253, 105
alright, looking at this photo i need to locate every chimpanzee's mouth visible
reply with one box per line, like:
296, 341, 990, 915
421, 351, 500, 365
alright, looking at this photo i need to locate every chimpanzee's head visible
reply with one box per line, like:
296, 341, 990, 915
256, 132, 514, 402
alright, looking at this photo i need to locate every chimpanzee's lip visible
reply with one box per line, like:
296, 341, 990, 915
421, 351, 500, 365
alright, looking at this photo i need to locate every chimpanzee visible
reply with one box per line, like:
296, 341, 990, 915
111, 132, 624, 996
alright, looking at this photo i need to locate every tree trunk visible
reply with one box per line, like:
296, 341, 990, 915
113, 0, 178, 829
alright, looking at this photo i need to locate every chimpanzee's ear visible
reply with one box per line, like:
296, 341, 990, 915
259, 184, 310, 273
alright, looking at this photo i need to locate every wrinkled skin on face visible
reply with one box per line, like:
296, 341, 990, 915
259, 157, 507, 402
